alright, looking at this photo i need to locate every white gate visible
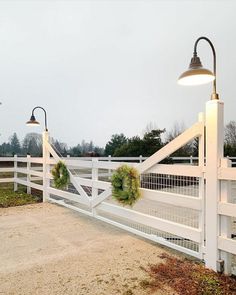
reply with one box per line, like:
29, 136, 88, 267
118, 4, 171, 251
1, 99, 236, 274
43, 100, 236, 274
43, 112, 205, 261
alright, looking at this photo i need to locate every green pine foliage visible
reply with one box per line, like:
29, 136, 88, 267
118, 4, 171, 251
51, 161, 70, 189
113, 129, 165, 157
111, 165, 141, 206
104, 133, 127, 156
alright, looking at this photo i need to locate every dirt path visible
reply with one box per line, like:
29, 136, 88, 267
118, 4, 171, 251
0, 203, 176, 295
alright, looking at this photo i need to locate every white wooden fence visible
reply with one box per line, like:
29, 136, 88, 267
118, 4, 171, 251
0, 154, 204, 259
0, 150, 235, 273
0, 100, 236, 274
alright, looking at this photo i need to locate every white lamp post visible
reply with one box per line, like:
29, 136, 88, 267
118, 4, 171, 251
179, 37, 224, 271
26, 106, 50, 202
26, 106, 48, 131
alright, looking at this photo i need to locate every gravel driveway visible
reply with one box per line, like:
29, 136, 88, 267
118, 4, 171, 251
0, 203, 176, 295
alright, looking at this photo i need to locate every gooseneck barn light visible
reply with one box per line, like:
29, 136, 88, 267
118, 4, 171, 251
178, 36, 219, 100
26, 106, 48, 131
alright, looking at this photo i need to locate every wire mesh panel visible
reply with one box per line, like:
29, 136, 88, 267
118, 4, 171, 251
232, 255, 236, 275
104, 196, 199, 228
95, 171, 202, 257
45, 146, 203, 259
141, 173, 199, 197
230, 181, 236, 274
231, 181, 236, 230
96, 206, 199, 254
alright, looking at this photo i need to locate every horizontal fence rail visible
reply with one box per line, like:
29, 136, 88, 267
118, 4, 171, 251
0, 154, 204, 260
1, 153, 236, 273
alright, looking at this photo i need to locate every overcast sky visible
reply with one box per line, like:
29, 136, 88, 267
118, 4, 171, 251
0, 0, 236, 147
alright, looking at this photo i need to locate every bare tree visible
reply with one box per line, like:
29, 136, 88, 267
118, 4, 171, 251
225, 121, 236, 146
22, 133, 42, 156
165, 121, 186, 142
51, 138, 68, 156
165, 122, 193, 156
142, 122, 159, 136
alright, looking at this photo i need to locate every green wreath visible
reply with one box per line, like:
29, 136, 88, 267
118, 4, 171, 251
111, 165, 141, 206
51, 161, 70, 189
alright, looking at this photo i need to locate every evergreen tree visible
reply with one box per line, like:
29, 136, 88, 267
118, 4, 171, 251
104, 134, 127, 156
9, 133, 21, 155
0, 142, 11, 156
114, 136, 144, 156
113, 129, 165, 157
69, 144, 82, 156
142, 129, 165, 156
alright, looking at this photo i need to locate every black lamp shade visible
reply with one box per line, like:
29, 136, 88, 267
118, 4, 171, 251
26, 114, 40, 126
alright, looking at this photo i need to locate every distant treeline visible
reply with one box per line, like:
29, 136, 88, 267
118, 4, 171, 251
1, 121, 236, 157
0, 132, 104, 157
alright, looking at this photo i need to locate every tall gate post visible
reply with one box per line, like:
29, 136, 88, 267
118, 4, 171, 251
92, 158, 98, 216
220, 157, 232, 274
205, 99, 224, 271
14, 154, 18, 192
43, 131, 50, 202
26, 154, 31, 194
198, 112, 205, 259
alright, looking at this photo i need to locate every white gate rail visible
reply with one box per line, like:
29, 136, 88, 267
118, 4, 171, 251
0, 151, 204, 259
1, 101, 236, 274
1, 152, 236, 267
44, 115, 205, 260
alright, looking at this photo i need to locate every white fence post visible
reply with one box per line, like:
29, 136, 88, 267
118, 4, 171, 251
139, 155, 143, 163
190, 155, 193, 165
43, 131, 50, 202
92, 158, 98, 216
205, 100, 224, 271
108, 155, 111, 178
14, 154, 18, 192
27, 154, 31, 194
198, 112, 205, 259
220, 157, 232, 274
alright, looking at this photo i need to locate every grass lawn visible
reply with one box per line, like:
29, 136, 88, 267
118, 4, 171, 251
0, 183, 42, 208
0, 168, 42, 208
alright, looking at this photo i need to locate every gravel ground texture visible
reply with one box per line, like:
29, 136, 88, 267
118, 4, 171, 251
0, 203, 177, 295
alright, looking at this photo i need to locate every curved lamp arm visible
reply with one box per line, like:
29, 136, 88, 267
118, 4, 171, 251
32, 106, 48, 131
193, 37, 218, 100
